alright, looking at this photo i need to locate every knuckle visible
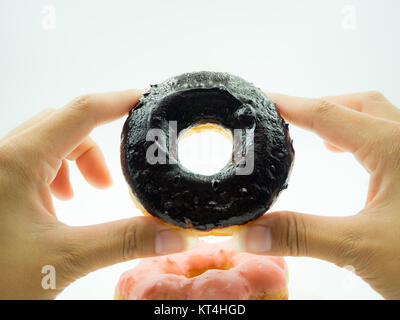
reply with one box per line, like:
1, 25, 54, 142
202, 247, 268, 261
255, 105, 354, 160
361, 122, 400, 166
307, 99, 336, 129
279, 212, 308, 257
67, 93, 98, 126
355, 122, 400, 169
364, 90, 385, 102
311, 99, 335, 116
122, 223, 142, 261
70, 94, 95, 115
73, 93, 94, 107
383, 123, 400, 167
385, 122, 400, 144
0, 141, 37, 185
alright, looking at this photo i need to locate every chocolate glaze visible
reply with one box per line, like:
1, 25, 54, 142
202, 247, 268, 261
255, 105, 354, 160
121, 71, 294, 231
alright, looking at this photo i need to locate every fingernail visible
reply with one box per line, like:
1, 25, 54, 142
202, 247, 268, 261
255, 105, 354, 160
155, 230, 198, 254
232, 225, 272, 253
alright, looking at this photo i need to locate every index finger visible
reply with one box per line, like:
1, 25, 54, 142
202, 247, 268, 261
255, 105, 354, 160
30, 90, 143, 160
269, 93, 388, 154
322, 91, 400, 122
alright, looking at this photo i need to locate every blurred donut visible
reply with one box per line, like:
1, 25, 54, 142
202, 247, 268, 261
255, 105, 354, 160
115, 240, 288, 300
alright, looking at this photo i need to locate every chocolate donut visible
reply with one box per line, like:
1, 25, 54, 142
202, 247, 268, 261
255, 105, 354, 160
121, 71, 294, 234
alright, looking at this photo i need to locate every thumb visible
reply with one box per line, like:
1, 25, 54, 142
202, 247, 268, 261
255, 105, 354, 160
59, 216, 198, 275
232, 211, 365, 267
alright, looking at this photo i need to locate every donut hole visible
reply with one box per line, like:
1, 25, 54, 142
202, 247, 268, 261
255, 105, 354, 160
178, 123, 233, 176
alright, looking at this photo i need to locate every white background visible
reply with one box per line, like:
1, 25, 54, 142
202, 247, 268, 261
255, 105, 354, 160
1, 0, 400, 299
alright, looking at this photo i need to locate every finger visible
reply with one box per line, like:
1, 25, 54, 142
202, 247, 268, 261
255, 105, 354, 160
50, 160, 74, 200
323, 91, 400, 122
232, 211, 367, 268
67, 137, 112, 189
293, 91, 400, 154
269, 93, 388, 154
27, 90, 143, 161
59, 217, 198, 274
2, 108, 55, 140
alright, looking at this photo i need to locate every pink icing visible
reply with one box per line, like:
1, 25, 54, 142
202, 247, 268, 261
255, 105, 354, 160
116, 240, 288, 300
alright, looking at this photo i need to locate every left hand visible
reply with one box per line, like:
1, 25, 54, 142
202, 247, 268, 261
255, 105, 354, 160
232, 91, 400, 299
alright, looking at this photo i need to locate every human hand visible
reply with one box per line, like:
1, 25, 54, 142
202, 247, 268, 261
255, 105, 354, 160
232, 91, 400, 299
0, 91, 197, 299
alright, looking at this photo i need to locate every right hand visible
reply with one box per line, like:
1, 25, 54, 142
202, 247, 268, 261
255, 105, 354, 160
0, 90, 198, 299
232, 91, 400, 299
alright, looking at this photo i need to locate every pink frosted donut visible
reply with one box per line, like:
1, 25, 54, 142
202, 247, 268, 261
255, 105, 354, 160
115, 241, 288, 300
